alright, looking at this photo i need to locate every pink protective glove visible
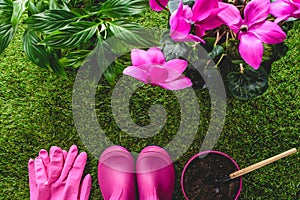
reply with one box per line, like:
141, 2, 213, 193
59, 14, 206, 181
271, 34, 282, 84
28, 145, 92, 200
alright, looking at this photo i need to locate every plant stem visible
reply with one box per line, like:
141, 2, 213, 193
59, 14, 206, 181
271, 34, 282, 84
214, 30, 227, 46
226, 31, 229, 48
215, 54, 226, 67
230, 29, 236, 39
240, 63, 244, 74
214, 30, 220, 46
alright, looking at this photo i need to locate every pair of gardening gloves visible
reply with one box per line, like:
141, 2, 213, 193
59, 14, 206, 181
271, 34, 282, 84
28, 145, 92, 200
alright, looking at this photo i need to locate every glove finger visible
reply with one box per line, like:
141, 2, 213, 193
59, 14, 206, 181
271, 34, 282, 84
63, 150, 68, 161
49, 146, 57, 156
38, 149, 49, 176
48, 147, 64, 184
59, 145, 78, 181
28, 158, 38, 200
63, 152, 87, 200
79, 174, 92, 200
34, 158, 48, 185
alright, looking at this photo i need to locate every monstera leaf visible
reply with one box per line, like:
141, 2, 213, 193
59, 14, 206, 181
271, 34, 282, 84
227, 67, 269, 100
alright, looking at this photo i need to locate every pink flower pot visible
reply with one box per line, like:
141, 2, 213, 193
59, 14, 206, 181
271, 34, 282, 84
181, 150, 242, 200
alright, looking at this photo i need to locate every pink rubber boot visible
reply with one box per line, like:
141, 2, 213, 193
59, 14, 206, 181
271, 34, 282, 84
98, 146, 137, 200
136, 146, 175, 200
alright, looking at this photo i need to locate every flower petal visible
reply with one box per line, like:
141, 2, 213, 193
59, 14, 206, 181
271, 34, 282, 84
195, 14, 224, 36
123, 66, 148, 84
147, 47, 166, 64
217, 2, 242, 33
164, 59, 188, 74
195, 25, 206, 38
238, 32, 263, 69
157, 77, 192, 90
170, 17, 191, 40
171, 33, 205, 42
185, 34, 205, 43
270, 0, 298, 22
244, 0, 270, 27
270, 0, 295, 17
274, 15, 290, 23
149, 65, 169, 83
204, 8, 226, 27
182, 4, 193, 19
149, 0, 169, 11
131, 49, 150, 70
192, 0, 218, 22
170, 2, 192, 36
250, 21, 286, 44
170, 2, 185, 27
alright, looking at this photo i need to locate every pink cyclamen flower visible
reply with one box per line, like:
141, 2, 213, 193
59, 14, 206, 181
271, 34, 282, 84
123, 47, 192, 90
270, 0, 300, 23
150, 0, 169, 11
170, 2, 204, 42
192, 0, 226, 37
218, 0, 287, 69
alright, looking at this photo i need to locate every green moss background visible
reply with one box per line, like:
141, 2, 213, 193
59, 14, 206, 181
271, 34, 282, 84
0, 9, 299, 200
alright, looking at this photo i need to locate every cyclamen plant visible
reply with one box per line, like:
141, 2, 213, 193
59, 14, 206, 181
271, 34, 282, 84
124, 0, 299, 99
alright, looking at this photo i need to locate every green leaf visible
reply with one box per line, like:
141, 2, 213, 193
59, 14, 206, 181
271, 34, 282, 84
160, 33, 190, 61
0, 0, 13, 13
109, 20, 159, 47
95, 39, 118, 73
208, 45, 224, 60
0, 0, 12, 8
22, 29, 50, 68
168, 0, 179, 13
36, 1, 46, 12
28, 1, 38, 15
26, 10, 79, 34
99, 0, 146, 18
271, 42, 288, 60
49, 0, 69, 10
49, 53, 67, 78
103, 60, 126, 85
225, 39, 241, 60
0, 23, 16, 54
11, 0, 28, 28
22, 28, 67, 77
227, 67, 269, 100
182, 0, 195, 7
42, 21, 99, 49
60, 50, 91, 68
0, 0, 13, 23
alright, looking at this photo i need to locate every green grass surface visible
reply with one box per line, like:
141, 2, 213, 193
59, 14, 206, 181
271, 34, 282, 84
0, 9, 299, 199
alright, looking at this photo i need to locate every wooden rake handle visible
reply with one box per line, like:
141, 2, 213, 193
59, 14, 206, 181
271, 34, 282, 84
230, 148, 297, 179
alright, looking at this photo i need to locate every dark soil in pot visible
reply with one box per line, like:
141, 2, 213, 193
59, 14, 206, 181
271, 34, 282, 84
182, 152, 241, 200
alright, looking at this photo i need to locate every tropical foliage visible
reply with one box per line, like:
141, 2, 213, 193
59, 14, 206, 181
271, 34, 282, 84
0, 0, 157, 83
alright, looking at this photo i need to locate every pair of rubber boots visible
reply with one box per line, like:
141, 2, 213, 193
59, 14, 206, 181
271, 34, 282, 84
98, 146, 175, 200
